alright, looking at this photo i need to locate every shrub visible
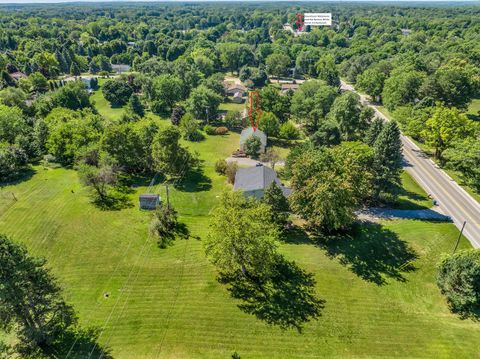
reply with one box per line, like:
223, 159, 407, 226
225, 111, 242, 129
437, 249, 480, 317
225, 161, 238, 184
244, 135, 261, 157
149, 203, 179, 248
215, 159, 227, 175
171, 106, 185, 126
279, 121, 300, 140
215, 126, 229, 135
181, 113, 204, 142
204, 125, 216, 135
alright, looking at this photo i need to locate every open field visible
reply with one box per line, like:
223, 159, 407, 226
1, 132, 479, 358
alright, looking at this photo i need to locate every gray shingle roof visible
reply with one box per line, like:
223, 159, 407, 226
234, 165, 281, 192
239, 127, 267, 147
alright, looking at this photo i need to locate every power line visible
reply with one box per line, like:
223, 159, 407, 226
64, 229, 140, 358
153, 239, 189, 359
97, 244, 156, 359
82, 234, 153, 359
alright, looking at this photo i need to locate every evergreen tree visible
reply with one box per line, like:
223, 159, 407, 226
89, 60, 100, 74
127, 94, 145, 117
365, 118, 384, 146
70, 62, 81, 76
171, 106, 185, 126
262, 182, 290, 226
373, 121, 403, 201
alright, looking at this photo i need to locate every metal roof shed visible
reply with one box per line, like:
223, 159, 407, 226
139, 193, 160, 210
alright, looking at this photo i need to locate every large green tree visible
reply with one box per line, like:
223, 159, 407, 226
437, 249, 480, 317
327, 92, 367, 141
421, 106, 474, 161
357, 68, 386, 102
316, 54, 340, 87
290, 80, 338, 135
289, 143, 373, 232
205, 191, 280, 279
151, 126, 197, 181
444, 138, 480, 192
265, 53, 291, 80
102, 79, 133, 107
382, 68, 425, 111
0, 234, 76, 355
44, 108, 103, 165
186, 85, 222, 122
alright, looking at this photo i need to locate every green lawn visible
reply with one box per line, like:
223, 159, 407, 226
394, 171, 432, 209
467, 98, 480, 118
90, 78, 126, 122
219, 99, 246, 113
1, 131, 479, 357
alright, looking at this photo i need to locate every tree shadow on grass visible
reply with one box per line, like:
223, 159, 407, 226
174, 168, 212, 193
316, 221, 418, 285
457, 307, 480, 322
391, 181, 431, 210
46, 327, 113, 358
0, 166, 36, 187
156, 221, 196, 249
218, 255, 324, 332
93, 187, 134, 211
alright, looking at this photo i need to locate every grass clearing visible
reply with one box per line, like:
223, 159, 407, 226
219, 99, 246, 113
1, 130, 479, 357
90, 78, 125, 122
394, 171, 432, 209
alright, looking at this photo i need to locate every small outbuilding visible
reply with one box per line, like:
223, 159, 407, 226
225, 84, 247, 96
139, 193, 160, 210
9, 71, 27, 81
234, 164, 291, 199
111, 64, 131, 74
281, 83, 300, 93
232, 91, 245, 103
239, 127, 267, 154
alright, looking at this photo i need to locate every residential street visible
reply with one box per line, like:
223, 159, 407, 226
341, 81, 480, 248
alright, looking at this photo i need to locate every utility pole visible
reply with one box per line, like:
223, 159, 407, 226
453, 221, 467, 254
165, 184, 170, 209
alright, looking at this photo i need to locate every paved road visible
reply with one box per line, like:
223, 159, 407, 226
341, 81, 480, 248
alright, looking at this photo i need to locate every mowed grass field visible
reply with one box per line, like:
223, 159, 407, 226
1, 83, 479, 358
1, 131, 479, 357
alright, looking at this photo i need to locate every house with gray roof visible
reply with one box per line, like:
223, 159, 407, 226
240, 127, 267, 154
234, 164, 291, 199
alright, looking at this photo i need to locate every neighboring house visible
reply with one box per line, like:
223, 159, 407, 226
139, 194, 160, 210
225, 84, 246, 96
9, 71, 27, 81
111, 64, 131, 74
281, 83, 299, 93
63, 76, 94, 91
240, 127, 267, 153
234, 164, 291, 199
232, 91, 245, 103
80, 76, 94, 90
